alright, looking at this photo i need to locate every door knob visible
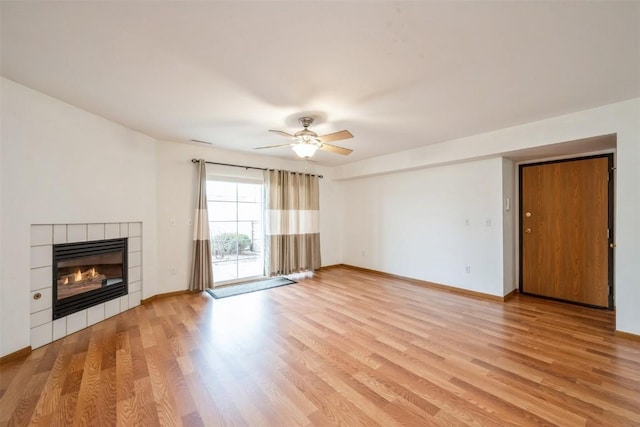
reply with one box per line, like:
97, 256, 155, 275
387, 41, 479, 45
525, 212, 532, 217
525, 228, 532, 234
610, 243, 616, 248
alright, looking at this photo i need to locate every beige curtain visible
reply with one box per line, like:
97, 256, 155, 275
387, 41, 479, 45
264, 170, 321, 276
189, 159, 214, 291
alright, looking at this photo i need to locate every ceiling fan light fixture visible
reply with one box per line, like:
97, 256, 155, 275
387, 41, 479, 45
258, 116, 353, 157
295, 134, 319, 144
291, 143, 318, 158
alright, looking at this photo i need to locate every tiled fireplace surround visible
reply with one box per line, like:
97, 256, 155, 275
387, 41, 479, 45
30, 222, 143, 349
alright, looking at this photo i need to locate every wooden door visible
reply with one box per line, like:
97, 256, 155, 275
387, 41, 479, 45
520, 155, 612, 308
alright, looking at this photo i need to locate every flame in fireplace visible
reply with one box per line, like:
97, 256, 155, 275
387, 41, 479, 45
90, 267, 96, 277
74, 270, 82, 282
62, 277, 69, 285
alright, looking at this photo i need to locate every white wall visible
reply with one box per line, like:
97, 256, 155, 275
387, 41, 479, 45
0, 78, 158, 356
337, 98, 640, 335
342, 157, 505, 296
155, 140, 343, 294
614, 107, 640, 336
502, 158, 516, 295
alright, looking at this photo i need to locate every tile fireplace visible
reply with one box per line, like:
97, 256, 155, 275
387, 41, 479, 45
30, 222, 143, 349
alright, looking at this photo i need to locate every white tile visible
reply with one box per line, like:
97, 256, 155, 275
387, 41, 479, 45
105, 223, 120, 239
30, 266, 52, 291
31, 309, 52, 328
128, 236, 141, 252
31, 225, 52, 246
119, 295, 129, 313
128, 291, 141, 309
105, 299, 120, 318
128, 266, 141, 283
67, 224, 87, 243
66, 310, 87, 334
88, 223, 105, 241
53, 318, 67, 341
87, 303, 105, 326
129, 281, 141, 293
53, 224, 67, 244
128, 222, 141, 237
31, 322, 52, 349
120, 223, 129, 237
128, 251, 141, 268
31, 288, 52, 313
31, 245, 52, 268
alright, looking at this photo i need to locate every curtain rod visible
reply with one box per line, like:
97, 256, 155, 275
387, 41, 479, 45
191, 159, 323, 179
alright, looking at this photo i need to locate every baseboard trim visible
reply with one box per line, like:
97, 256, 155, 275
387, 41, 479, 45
141, 290, 192, 305
340, 264, 512, 302
317, 264, 343, 271
503, 288, 519, 301
0, 346, 32, 365
614, 330, 640, 342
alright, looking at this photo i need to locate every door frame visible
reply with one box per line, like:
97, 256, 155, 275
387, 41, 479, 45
517, 153, 615, 309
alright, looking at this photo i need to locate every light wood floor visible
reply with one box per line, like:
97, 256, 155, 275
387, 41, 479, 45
1, 266, 639, 426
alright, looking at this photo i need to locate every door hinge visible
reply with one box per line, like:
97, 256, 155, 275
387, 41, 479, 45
607, 228, 610, 239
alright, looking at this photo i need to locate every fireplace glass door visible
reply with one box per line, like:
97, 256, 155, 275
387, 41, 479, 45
56, 252, 123, 300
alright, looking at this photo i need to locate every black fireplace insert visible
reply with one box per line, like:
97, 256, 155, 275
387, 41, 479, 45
53, 238, 128, 319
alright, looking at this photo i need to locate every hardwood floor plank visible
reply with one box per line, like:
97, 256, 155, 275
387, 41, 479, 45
0, 357, 40, 424
145, 345, 183, 426
95, 366, 117, 427
50, 389, 78, 426
2, 266, 639, 426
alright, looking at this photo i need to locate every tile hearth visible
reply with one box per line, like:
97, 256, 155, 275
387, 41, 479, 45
29, 222, 143, 349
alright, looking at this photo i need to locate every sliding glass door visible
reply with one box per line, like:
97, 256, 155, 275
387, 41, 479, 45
206, 179, 264, 284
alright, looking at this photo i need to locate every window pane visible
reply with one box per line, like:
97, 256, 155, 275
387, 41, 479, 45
237, 221, 254, 238
238, 202, 261, 221
211, 222, 239, 262
238, 257, 263, 278
207, 179, 264, 284
212, 259, 238, 282
208, 201, 237, 221
238, 183, 260, 202
207, 181, 236, 201
250, 238, 263, 255
210, 222, 237, 239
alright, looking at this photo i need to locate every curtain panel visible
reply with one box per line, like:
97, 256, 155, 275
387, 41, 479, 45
189, 159, 214, 291
264, 170, 321, 276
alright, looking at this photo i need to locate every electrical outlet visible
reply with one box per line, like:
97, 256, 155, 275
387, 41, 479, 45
169, 267, 176, 275
465, 218, 470, 226
486, 218, 492, 227
465, 266, 471, 274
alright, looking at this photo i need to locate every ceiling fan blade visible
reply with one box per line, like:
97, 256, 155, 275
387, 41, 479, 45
319, 143, 353, 156
253, 143, 292, 150
317, 130, 353, 143
269, 130, 294, 138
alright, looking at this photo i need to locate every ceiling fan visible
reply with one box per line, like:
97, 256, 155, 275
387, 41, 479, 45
254, 117, 353, 159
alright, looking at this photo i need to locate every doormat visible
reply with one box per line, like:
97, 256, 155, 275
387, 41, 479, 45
206, 277, 296, 299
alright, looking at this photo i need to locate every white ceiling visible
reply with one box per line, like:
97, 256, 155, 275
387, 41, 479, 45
2, 1, 639, 166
